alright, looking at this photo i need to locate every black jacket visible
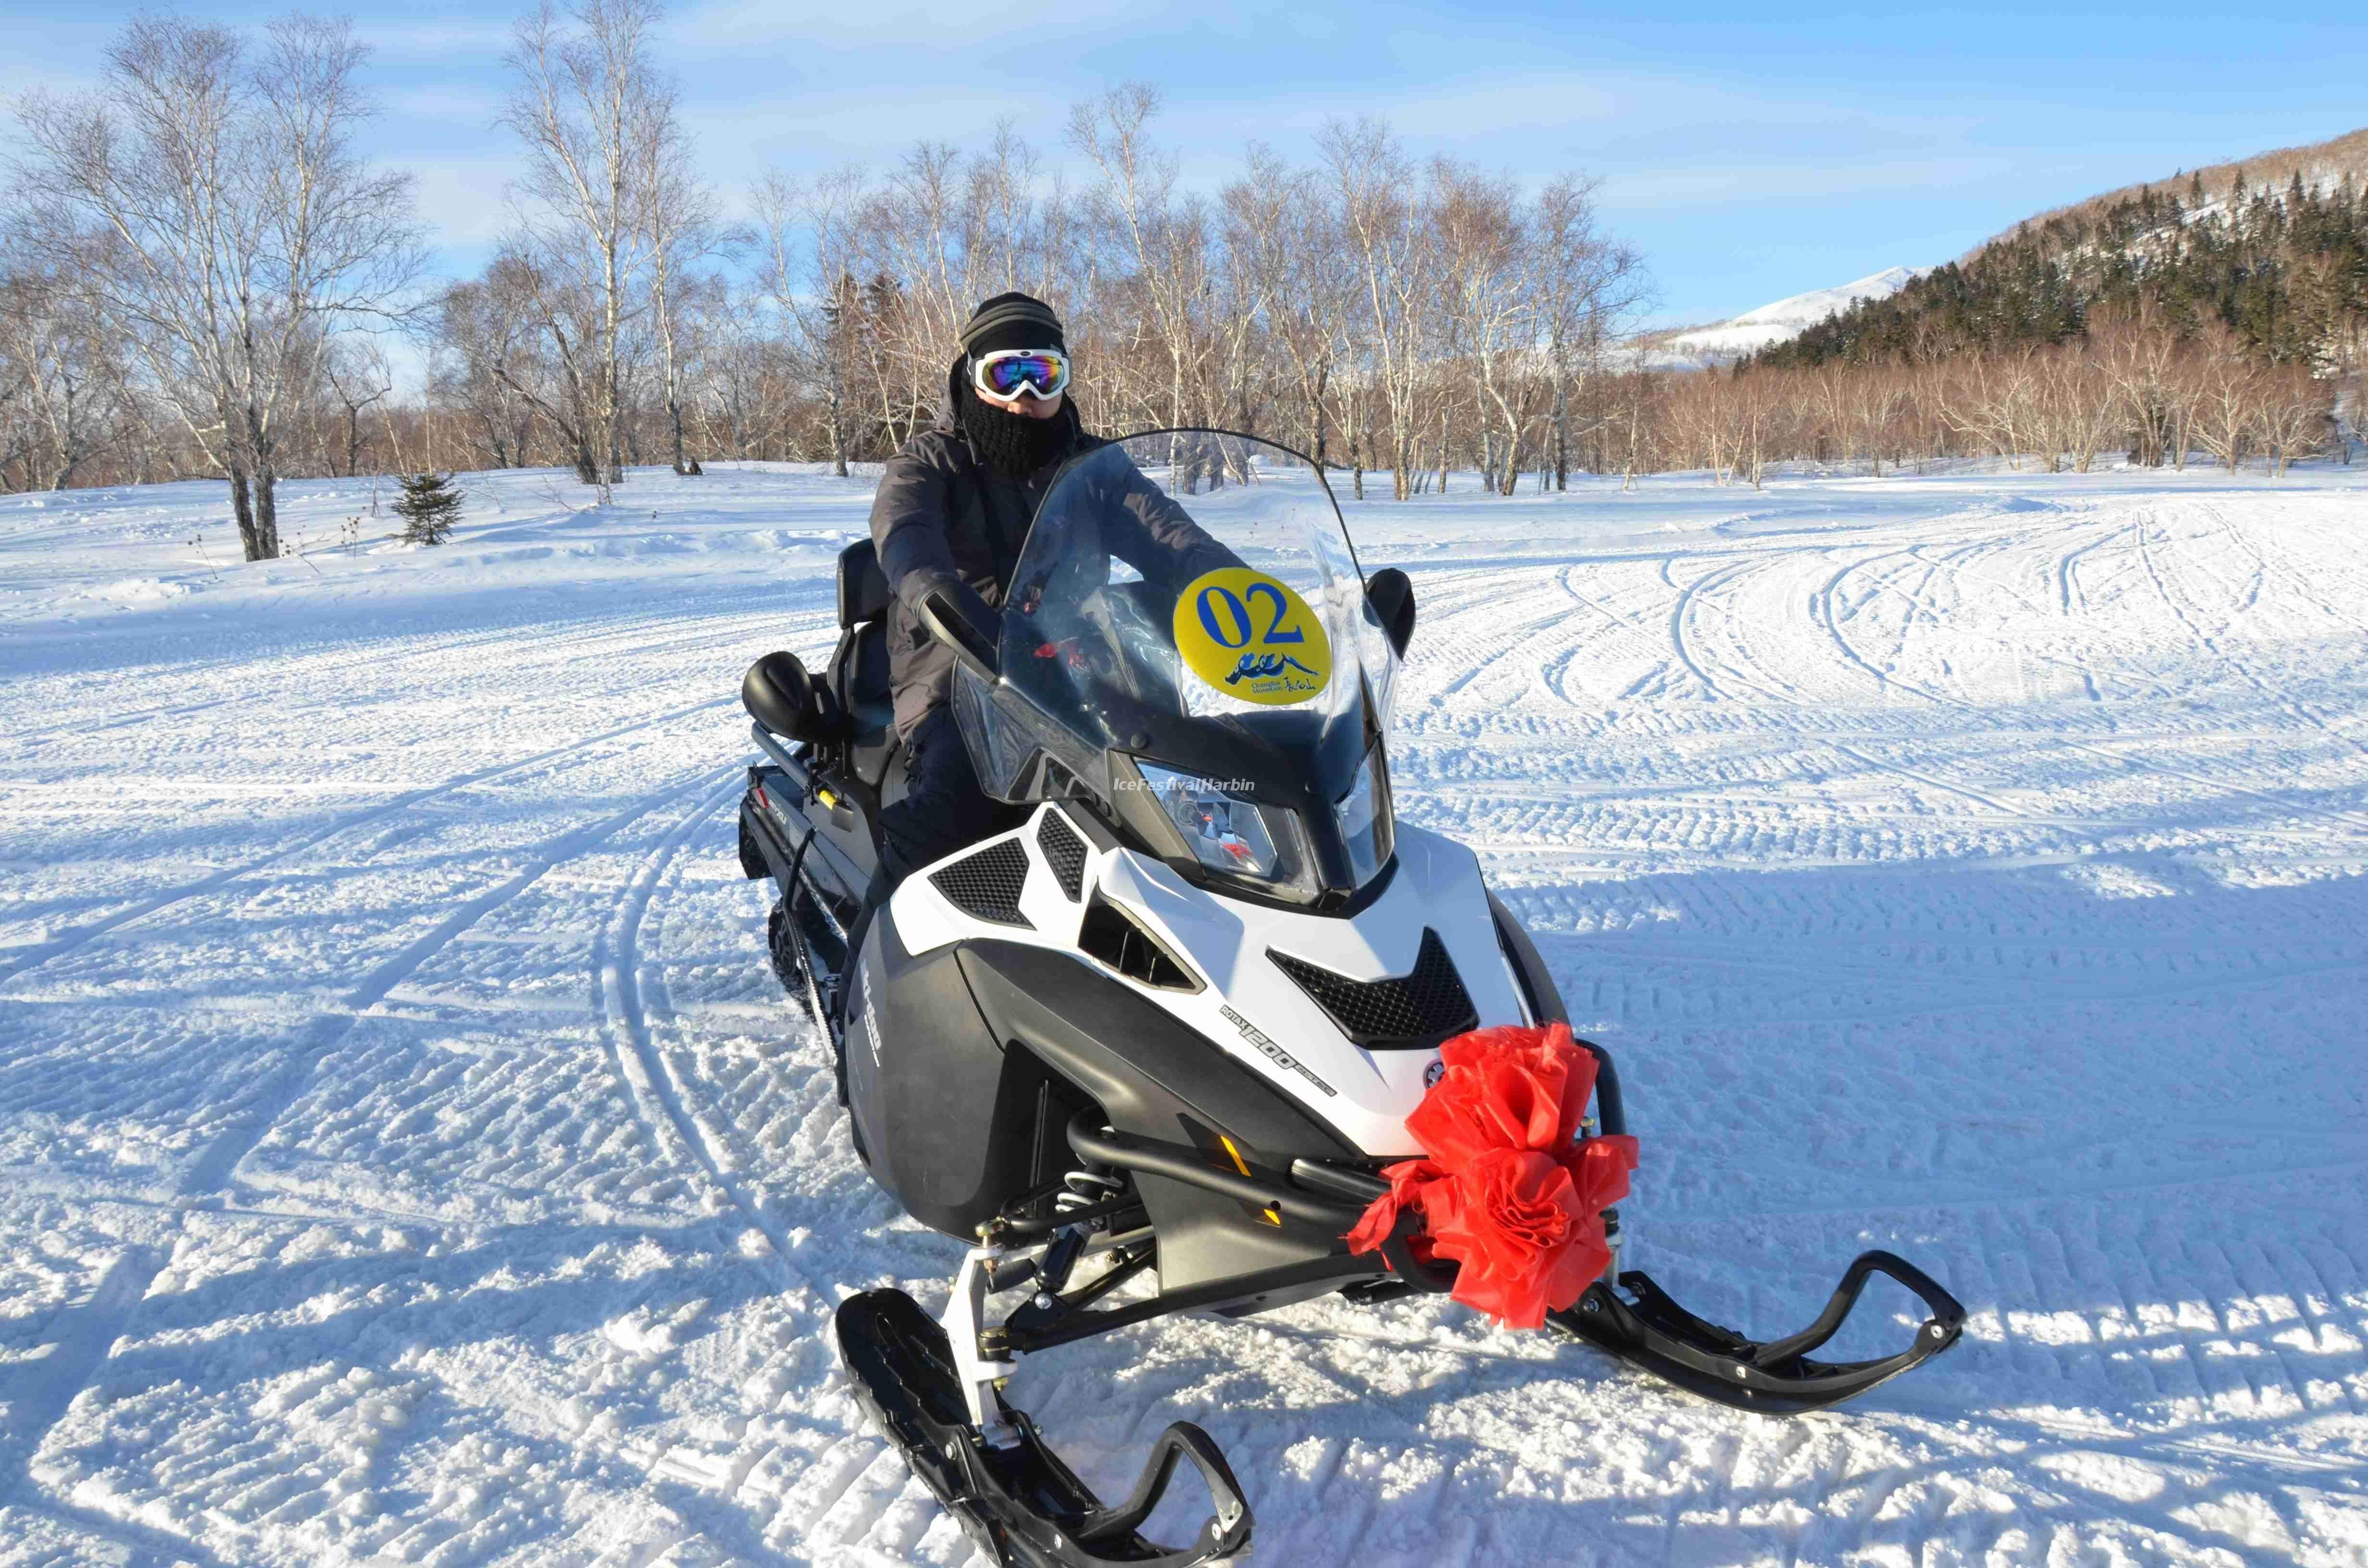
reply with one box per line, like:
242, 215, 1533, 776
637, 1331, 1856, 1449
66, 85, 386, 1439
868, 364, 1222, 737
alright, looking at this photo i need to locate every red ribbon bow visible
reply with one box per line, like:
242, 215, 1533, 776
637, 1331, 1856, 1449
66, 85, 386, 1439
1345, 1021, 1639, 1329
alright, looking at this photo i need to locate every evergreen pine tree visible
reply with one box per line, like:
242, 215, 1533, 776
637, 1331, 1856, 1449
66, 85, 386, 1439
394, 471, 464, 546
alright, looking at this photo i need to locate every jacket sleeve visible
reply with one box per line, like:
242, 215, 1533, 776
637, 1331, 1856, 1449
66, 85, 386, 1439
869, 442, 964, 615
1105, 461, 1242, 590
871, 438, 1004, 655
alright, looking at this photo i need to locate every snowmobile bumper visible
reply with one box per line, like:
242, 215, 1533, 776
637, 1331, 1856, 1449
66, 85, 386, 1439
1550, 1249, 1966, 1414
836, 1288, 1253, 1568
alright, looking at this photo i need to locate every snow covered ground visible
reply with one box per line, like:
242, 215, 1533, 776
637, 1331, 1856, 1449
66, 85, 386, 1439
2, 454, 2366, 1567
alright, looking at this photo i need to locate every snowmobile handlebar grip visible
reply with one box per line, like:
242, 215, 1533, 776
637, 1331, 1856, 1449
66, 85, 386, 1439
909, 573, 1002, 679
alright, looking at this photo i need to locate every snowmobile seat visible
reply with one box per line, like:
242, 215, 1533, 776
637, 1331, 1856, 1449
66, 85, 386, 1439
831, 540, 899, 792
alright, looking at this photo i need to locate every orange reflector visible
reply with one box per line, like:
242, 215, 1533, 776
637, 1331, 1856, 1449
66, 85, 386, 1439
1219, 1136, 1283, 1226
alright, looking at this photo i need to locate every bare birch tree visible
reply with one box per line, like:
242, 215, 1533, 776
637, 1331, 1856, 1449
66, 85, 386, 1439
1537, 175, 1644, 490
0, 225, 126, 490
12, 13, 422, 557
320, 336, 392, 478
755, 165, 869, 477
500, 0, 673, 497
638, 73, 736, 476
1070, 86, 1212, 452
1318, 116, 1436, 499
1434, 161, 1542, 495
2182, 325, 2262, 474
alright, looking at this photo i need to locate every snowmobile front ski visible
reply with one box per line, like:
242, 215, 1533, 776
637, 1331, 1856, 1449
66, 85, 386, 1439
836, 1287, 1253, 1568
1550, 1249, 1966, 1414
1300, 1161, 1966, 1414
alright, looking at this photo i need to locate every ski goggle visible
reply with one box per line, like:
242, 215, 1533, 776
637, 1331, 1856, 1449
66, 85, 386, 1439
971, 347, 1070, 402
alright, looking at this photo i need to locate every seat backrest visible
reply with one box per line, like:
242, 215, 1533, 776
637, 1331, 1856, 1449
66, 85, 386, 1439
846, 622, 891, 712
838, 539, 890, 628
831, 538, 899, 788
843, 621, 899, 788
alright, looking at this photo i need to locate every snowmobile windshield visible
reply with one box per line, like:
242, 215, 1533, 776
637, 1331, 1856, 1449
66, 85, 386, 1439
954, 429, 1400, 906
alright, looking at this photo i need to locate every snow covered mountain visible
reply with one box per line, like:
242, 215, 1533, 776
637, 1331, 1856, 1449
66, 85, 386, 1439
1649, 265, 1924, 364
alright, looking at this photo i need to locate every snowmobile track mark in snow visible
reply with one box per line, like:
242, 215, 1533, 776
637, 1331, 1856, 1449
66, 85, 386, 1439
175, 762, 745, 1199
593, 772, 815, 1278
0, 1245, 166, 1497
0, 697, 744, 993
0, 761, 747, 1530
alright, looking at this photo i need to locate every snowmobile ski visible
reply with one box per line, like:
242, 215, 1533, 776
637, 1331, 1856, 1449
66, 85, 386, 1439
1304, 1163, 1966, 1413
836, 1288, 1253, 1568
1551, 1250, 1967, 1415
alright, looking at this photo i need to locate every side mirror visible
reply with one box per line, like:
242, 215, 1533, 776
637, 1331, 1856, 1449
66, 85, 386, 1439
914, 584, 1002, 681
743, 650, 824, 740
1366, 567, 1416, 657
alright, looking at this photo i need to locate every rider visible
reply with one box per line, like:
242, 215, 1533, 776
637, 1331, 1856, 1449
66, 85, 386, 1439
869, 291, 1082, 881
868, 290, 1222, 883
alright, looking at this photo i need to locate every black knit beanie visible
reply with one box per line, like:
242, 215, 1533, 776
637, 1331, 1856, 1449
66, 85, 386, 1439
960, 292, 1066, 356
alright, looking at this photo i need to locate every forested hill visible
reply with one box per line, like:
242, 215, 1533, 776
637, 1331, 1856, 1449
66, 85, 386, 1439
1755, 131, 2368, 370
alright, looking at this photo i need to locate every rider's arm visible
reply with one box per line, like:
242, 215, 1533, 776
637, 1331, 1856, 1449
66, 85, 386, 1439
1105, 465, 1241, 588
870, 443, 999, 635
871, 444, 960, 610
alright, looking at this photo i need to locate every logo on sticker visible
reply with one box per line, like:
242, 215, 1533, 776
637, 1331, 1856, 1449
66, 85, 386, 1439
1172, 568, 1332, 706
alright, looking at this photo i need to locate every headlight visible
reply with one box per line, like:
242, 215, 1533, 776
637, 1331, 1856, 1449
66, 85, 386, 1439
1138, 763, 1315, 896
1335, 747, 1394, 888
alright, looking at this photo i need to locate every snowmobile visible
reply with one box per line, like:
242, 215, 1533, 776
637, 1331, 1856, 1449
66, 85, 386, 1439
733, 430, 1964, 1567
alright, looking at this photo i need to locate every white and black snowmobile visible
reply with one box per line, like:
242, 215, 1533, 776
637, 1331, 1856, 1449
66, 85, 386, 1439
734, 430, 1963, 1567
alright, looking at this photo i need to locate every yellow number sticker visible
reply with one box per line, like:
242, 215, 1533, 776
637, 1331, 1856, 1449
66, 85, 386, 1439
1172, 568, 1332, 706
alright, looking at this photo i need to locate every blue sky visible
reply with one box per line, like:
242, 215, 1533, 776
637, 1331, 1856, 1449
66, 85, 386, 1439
7, 0, 2363, 329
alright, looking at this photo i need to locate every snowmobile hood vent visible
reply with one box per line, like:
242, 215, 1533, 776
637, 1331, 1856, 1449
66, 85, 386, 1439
1035, 811, 1088, 902
1269, 929, 1476, 1050
930, 839, 1034, 928
1079, 890, 1199, 992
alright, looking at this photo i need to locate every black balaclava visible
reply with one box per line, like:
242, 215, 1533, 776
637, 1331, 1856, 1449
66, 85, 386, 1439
955, 291, 1077, 479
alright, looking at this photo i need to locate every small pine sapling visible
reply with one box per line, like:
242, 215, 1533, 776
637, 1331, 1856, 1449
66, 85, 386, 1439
394, 472, 464, 545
